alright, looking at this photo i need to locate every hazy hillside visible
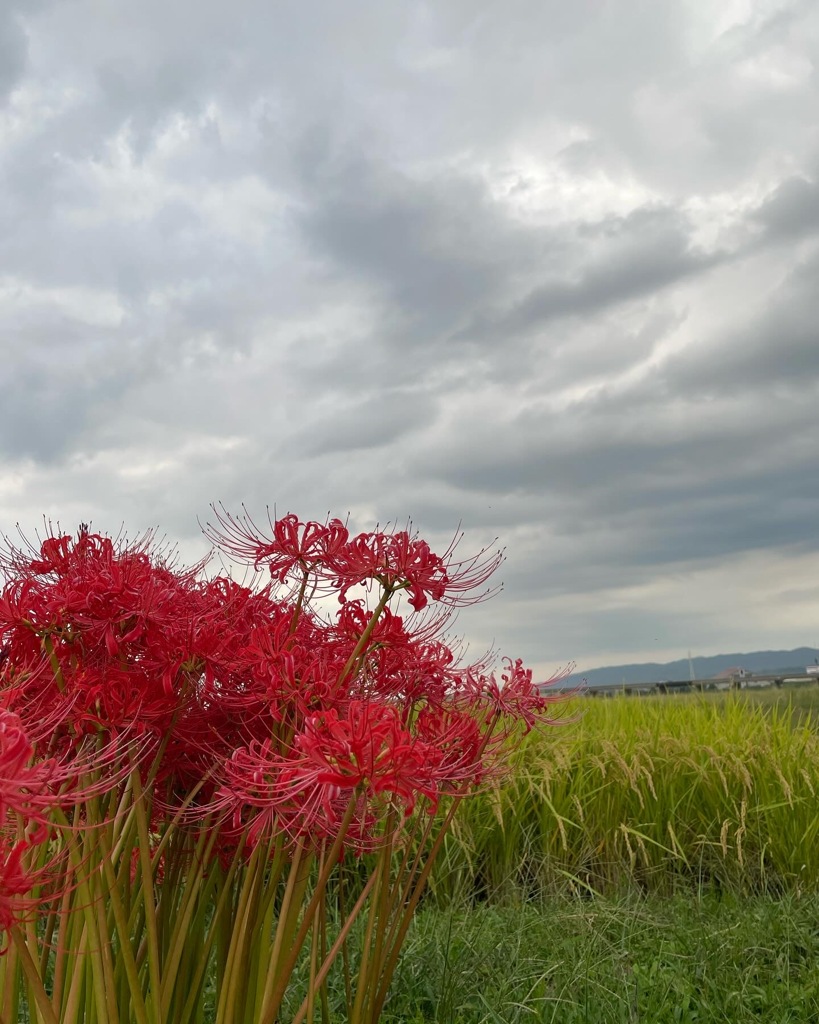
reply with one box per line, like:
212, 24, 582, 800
566, 647, 819, 688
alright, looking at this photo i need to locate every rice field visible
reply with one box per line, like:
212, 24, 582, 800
354, 686, 819, 1022
429, 687, 819, 899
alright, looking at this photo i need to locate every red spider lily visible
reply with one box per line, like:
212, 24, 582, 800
0, 709, 56, 823
326, 602, 448, 703
211, 741, 344, 850
328, 530, 448, 611
463, 658, 575, 733
293, 702, 441, 812
203, 507, 350, 582
26, 534, 74, 576
366, 638, 458, 708
414, 705, 488, 788
0, 708, 151, 836
208, 645, 329, 742
427, 530, 506, 606
0, 837, 40, 948
205, 510, 504, 611
214, 702, 443, 851
0, 511, 571, 1023
333, 600, 408, 648
0, 527, 222, 741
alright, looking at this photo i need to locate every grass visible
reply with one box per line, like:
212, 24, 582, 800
274, 891, 819, 1022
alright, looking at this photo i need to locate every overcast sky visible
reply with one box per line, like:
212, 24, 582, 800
2, 0, 818, 678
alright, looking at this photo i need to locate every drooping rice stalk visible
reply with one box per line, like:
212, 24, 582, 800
429, 693, 819, 898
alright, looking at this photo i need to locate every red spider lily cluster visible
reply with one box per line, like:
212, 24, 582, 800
0, 512, 569, 1024
0, 710, 51, 940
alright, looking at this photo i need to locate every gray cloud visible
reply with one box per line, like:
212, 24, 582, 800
465, 207, 723, 342
2, 0, 819, 674
666, 246, 819, 392
293, 387, 436, 456
0, 6, 27, 102
296, 154, 548, 349
753, 174, 819, 242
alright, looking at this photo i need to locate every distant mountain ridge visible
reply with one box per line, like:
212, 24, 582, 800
566, 647, 819, 689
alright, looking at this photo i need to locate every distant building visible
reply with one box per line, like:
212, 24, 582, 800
715, 666, 747, 679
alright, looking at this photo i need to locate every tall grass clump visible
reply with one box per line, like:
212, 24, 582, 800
430, 694, 819, 898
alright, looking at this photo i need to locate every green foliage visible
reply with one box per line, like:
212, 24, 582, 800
428, 690, 819, 898
280, 892, 819, 1022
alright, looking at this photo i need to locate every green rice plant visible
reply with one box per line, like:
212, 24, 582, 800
428, 694, 819, 898
703, 682, 819, 726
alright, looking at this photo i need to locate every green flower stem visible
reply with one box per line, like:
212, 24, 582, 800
59, 921, 86, 1024
53, 882, 84, 1018
10, 927, 58, 1024
149, 771, 214, 867
159, 825, 221, 1020
335, 869, 353, 1011
306, 883, 322, 1024
304, 847, 332, 1024
250, 843, 288, 1020
317, 897, 331, 1024
22, 918, 43, 1024
377, 715, 502, 1004
52, 803, 113, 1024
288, 567, 311, 635
259, 796, 360, 1024
349, 853, 384, 1024
92, 871, 120, 1024
176, 855, 243, 1024
40, 635, 65, 693
350, 808, 398, 1024
256, 844, 313, 1024
38, 897, 61, 980
337, 586, 394, 685
130, 766, 162, 1023
364, 822, 399, 1021
109, 781, 139, 866
289, 872, 379, 1024
0, 931, 21, 1024
215, 837, 268, 1024
96, 823, 151, 1024
372, 792, 475, 1023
